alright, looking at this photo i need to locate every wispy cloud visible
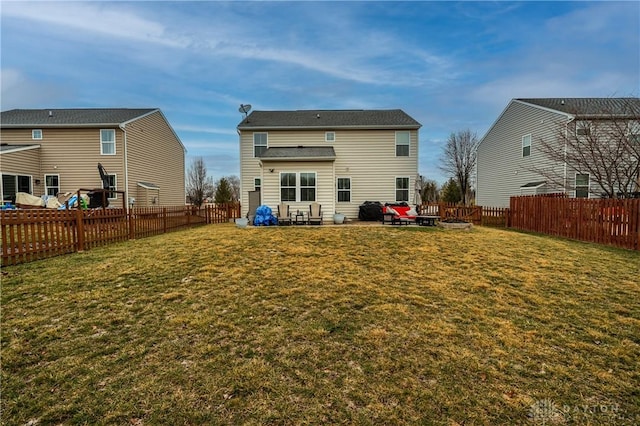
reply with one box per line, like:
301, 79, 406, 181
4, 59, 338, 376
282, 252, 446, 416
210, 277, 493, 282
2, 1, 188, 47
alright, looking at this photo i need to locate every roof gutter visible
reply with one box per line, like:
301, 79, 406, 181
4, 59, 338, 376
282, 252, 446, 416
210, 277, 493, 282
238, 124, 421, 131
259, 156, 336, 163
119, 123, 130, 207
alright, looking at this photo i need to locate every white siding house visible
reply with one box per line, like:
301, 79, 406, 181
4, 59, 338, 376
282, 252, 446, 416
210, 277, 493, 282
477, 98, 640, 207
238, 109, 422, 221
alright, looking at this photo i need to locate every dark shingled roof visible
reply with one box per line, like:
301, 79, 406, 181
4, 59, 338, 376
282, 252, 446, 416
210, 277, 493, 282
517, 98, 640, 117
238, 109, 421, 129
1, 108, 157, 127
259, 146, 336, 161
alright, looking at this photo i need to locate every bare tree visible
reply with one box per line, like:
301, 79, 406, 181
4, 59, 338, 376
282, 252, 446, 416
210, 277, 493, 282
531, 98, 640, 198
186, 157, 213, 207
440, 129, 478, 205
225, 175, 241, 202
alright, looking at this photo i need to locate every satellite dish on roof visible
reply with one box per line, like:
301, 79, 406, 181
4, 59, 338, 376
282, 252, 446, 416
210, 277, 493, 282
239, 104, 252, 118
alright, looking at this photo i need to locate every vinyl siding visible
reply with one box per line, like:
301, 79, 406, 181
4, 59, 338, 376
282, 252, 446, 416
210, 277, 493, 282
477, 101, 565, 207
261, 161, 335, 220
0, 127, 127, 204
0, 147, 41, 196
0, 111, 185, 207
240, 128, 418, 219
124, 111, 186, 206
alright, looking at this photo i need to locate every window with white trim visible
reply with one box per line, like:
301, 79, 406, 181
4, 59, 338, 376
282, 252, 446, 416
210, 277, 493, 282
280, 173, 296, 202
254, 177, 261, 191
254, 133, 268, 157
45, 174, 60, 196
325, 132, 335, 142
629, 122, 640, 144
300, 172, 316, 202
522, 134, 531, 157
101, 129, 116, 155
32, 129, 42, 140
2, 174, 32, 201
396, 177, 410, 202
337, 177, 351, 203
575, 173, 589, 198
576, 121, 592, 136
103, 174, 117, 199
396, 131, 410, 156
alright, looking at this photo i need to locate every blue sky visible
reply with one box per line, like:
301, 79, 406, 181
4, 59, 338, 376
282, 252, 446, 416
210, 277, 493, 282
2, 1, 639, 185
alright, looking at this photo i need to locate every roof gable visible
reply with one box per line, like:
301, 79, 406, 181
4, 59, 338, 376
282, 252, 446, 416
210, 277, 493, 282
238, 109, 421, 130
0, 108, 158, 127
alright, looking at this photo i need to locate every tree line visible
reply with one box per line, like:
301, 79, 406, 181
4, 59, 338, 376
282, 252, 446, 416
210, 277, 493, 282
186, 157, 239, 207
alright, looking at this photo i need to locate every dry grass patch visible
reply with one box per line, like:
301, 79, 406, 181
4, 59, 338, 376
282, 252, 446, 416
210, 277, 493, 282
2, 225, 639, 425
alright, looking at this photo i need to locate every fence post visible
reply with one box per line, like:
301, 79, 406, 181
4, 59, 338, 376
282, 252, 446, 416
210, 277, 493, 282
129, 208, 135, 240
163, 208, 167, 234
75, 207, 85, 252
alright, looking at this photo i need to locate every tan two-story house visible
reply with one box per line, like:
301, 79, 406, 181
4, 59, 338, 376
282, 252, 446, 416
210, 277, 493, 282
238, 109, 422, 220
1, 108, 186, 207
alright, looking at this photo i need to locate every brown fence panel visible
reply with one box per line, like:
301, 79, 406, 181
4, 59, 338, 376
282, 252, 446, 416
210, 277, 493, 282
481, 207, 510, 227
2, 202, 242, 266
418, 203, 482, 225
204, 203, 241, 224
82, 208, 129, 251
509, 196, 639, 250
1, 209, 77, 265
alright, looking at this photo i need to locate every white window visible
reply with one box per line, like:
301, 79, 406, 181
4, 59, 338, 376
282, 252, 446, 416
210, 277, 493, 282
325, 132, 335, 142
45, 174, 60, 196
279, 172, 317, 202
337, 177, 351, 203
300, 172, 316, 202
575, 174, 589, 198
101, 129, 116, 155
32, 129, 42, 140
396, 177, 410, 202
522, 134, 531, 157
103, 174, 117, 199
254, 133, 268, 157
396, 131, 410, 157
576, 121, 592, 136
629, 122, 640, 144
2, 174, 32, 201
280, 173, 296, 202
254, 177, 261, 191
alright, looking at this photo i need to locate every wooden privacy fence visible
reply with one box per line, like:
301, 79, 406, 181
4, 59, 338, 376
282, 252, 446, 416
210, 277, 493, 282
510, 196, 640, 251
418, 203, 510, 227
1, 203, 241, 266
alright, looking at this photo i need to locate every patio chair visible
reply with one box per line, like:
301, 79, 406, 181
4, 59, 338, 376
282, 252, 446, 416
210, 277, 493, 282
308, 202, 323, 225
277, 203, 292, 225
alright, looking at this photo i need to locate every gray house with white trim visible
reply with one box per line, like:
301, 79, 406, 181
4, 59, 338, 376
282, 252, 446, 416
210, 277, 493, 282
238, 109, 422, 220
477, 98, 640, 207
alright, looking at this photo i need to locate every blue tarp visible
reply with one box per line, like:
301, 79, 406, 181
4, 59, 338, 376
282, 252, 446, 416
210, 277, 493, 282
254, 205, 278, 226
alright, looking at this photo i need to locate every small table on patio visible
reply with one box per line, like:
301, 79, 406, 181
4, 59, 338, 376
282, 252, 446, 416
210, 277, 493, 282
294, 212, 307, 225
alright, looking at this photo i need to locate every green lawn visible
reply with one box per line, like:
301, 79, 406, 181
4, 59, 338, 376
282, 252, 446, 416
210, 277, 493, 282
2, 224, 639, 425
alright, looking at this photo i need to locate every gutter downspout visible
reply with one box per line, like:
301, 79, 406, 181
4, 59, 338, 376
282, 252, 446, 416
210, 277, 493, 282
119, 123, 129, 210
563, 116, 574, 193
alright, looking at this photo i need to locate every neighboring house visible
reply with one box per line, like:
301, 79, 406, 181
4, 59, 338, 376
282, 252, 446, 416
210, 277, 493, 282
238, 109, 422, 220
477, 98, 640, 207
1, 108, 186, 207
